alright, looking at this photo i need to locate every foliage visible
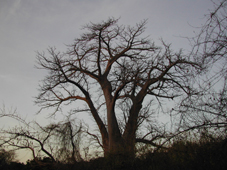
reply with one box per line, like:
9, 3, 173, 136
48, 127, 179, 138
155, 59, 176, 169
0, 148, 15, 166
137, 134, 227, 170
0, 134, 226, 170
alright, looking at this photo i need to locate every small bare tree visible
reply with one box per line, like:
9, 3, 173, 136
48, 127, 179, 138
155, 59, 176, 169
0, 108, 85, 164
1, 121, 56, 164
176, 0, 227, 135
53, 118, 83, 163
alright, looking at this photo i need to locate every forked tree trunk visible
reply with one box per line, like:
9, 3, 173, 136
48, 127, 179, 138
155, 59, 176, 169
101, 79, 126, 157
101, 78, 144, 158
105, 103, 143, 158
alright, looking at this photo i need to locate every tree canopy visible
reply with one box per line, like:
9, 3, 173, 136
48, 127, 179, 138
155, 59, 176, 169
35, 18, 203, 157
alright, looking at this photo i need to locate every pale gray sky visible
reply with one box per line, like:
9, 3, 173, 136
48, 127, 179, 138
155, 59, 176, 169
0, 0, 215, 125
0, 0, 216, 162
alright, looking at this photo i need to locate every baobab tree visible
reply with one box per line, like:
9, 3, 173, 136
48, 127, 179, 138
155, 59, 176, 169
35, 18, 202, 158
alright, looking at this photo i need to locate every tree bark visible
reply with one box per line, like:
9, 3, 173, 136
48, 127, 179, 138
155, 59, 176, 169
100, 78, 125, 156
123, 97, 143, 157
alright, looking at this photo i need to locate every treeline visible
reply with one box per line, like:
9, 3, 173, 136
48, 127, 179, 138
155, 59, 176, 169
1, 134, 227, 170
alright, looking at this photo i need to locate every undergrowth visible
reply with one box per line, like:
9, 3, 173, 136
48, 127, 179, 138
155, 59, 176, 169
1, 135, 227, 170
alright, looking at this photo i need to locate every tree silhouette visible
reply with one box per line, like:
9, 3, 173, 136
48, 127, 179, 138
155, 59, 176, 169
0, 114, 85, 164
35, 18, 202, 157
177, 0, 227, 134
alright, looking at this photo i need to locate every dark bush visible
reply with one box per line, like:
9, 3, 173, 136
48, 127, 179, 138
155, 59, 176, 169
1, 136, 226, 170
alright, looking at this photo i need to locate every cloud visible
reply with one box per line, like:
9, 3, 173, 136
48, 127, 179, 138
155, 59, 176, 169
0, 0, 21, 21
9, 0, 21, 15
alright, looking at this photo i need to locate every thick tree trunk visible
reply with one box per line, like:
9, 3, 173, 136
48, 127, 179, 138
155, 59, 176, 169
123, 96, 144, 157
106, 103, 125, 155
106, 102, 142, 158
101, 78, 144, 158
102, 135, 109, 157
101, 78, 126, 156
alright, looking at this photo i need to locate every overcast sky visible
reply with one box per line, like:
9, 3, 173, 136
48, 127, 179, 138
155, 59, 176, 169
0, 0, 215, 124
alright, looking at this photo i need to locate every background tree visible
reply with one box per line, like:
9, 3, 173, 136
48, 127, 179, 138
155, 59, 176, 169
176, 0, 227, 135
52, 117, 84, 163
0, 109, 85, 164
1, 121, 56, 165
35, 18, 203, 157
0, 148, 15, 167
